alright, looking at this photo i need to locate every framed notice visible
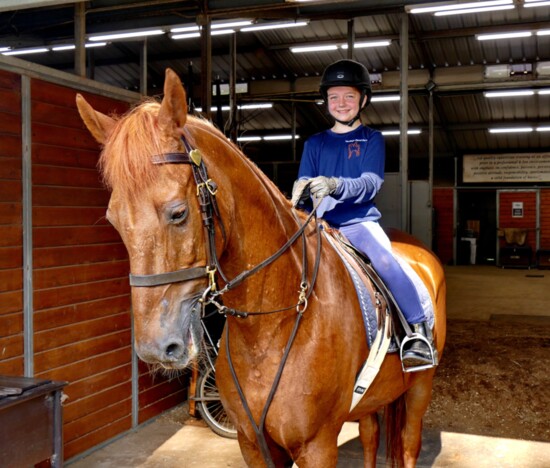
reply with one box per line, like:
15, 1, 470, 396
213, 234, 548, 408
512, 202, 524, 218
463, 153, 550, 183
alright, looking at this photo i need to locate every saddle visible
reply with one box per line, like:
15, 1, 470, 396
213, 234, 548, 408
322, 226, 438, 411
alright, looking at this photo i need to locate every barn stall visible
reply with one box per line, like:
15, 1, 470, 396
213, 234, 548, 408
0, 54, 188, 463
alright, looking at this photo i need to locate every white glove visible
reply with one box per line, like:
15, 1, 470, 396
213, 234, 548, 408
291, 179, 311, 207
309, 176, 339, 199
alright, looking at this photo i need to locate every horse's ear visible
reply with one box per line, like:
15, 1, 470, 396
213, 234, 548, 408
158, 68, 188, 134
76, 94, 116, 144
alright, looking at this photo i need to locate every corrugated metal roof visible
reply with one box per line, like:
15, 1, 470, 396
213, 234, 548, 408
1, 0, 550, 180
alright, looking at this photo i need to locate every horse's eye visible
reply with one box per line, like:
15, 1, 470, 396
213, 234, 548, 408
169, 207, 188, 225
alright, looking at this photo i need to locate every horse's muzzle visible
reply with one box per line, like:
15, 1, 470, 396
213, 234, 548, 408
134, 296, 203, 369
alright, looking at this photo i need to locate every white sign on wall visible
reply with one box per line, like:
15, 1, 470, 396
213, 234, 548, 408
463, 153, 550, 183
512, 201, 524, 218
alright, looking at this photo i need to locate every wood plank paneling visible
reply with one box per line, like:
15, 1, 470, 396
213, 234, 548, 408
0, 335, 23, 360
34, 295, 130, 332
33, 165, 102, 188
0, 291, 22, 315
33, 243, 128, 269
33, 144, 99, 169
0, 225, 21, 247
0, 157, 21, 180
33, 206, 109, 226
0, 203, 21, 225
33, 260, 128, 288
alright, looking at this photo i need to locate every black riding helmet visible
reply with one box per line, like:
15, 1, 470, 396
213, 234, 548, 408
320, 59, 372, 126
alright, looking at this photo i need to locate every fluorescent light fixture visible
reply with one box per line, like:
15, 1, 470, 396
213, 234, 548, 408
539, 89, 550, 95
341, 40, 391, 49
264, 135, 299, 141
212, 20, 253, 29
408, 0, 512, 14
484, 90, 535, 97
0, 47, 10, 52
211, 29, 235, 36
489, 127, 533, 133
536, 62, 550, 77
239, 103, 273, 110
524, 0, 550, 7
52, 42, 107, 51
435, 4, 514, 15
485, 64, 511, 79
536, 30, 550, 36
195, 103, 273, 112
170, 25, 199, 33
237, 136, 262, 142
371, 95, 400, 102
476, 31, 532, 41
382, 129, 422, 136
3, 47, 49, 56
291, 44, 338, 53
171, 32, 200, 40
241, 21, 308, 32
88, 29, 164, 41
536, 127, 550, 132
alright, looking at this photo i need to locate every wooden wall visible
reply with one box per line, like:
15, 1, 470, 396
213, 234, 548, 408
0, 69, 23, 376
498, 190, 538, 249
433, 187, 454, 265
0, 69, 187, 462
540, 189, 550, 250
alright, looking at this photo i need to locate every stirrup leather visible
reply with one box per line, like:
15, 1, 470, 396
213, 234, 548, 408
399, 332, 439, 373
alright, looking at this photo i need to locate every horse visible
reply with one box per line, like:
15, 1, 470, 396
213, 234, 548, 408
76, 68, 446, 468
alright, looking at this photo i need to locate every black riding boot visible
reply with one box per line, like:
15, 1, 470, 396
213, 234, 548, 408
401, 321, 437, 370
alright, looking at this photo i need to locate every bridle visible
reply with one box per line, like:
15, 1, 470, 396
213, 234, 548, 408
127, 134, 322, 468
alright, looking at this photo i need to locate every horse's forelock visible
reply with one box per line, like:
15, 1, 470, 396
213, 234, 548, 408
98, 101, 171, 196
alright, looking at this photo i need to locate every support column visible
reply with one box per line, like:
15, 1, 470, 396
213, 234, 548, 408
347, 19, 355, 59
140, 39, 148, 96
199, 15, 212, 121
399, 13, 409, 232
74, 2, 86, 77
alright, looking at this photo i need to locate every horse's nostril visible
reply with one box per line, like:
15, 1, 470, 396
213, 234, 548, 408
165, 342, 183, 359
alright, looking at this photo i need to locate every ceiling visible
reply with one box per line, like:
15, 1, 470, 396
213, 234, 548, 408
1, 0, 550, 186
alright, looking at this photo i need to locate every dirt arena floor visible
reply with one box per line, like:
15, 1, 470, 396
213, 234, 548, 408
424, 317, 550, 443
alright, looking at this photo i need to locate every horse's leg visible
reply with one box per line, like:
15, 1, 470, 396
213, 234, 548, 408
291, 431, 340, 468
237, 433, 293, 468
402, 374, 435, 467
358, 412, 380, 468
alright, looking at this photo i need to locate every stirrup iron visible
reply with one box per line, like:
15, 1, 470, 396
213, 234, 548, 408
400, 331, 438, 373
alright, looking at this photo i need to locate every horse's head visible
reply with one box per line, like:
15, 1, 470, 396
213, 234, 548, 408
76, 69, 222, 369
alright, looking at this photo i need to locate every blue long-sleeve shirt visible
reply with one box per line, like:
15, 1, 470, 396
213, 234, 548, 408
297, 125, 385, 227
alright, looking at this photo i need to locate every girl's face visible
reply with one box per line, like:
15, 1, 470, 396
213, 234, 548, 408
326, 86, 362, 122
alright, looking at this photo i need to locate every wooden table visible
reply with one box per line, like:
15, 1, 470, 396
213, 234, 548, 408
0, 376, 67, 468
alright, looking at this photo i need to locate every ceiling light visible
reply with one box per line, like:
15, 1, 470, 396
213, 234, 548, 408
211, 29, 235, 36
212, 20, 253, 29
476, 31, 532, 41
536, 127, 550, 132
408, 0, 513, 14
2, 47, 49, 56
341, 40, 392, 49
484, 90, 535, 97
489, 127, 533, 133
263, 135, 299, 140
171, 32, 200, 40
537, 30, 550, 36
382, 129, 421, 136
524, 0, 550, 7
371, 95, 400, 102
291, 44, 338, 53
52, 42, 107, 51
170, 25, 199, 34
539, 89, 550, 95
241, 21, 308, 32
239, 103, 273, 110
0, 47, 10, 52
434, 4, 514, 15
237, 136, 262, 142
88, 29, 164, 41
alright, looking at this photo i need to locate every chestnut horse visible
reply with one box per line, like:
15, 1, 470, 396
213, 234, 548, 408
76, 69, 446, 467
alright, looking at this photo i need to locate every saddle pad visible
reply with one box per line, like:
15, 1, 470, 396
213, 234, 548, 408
323, 228, 435, 346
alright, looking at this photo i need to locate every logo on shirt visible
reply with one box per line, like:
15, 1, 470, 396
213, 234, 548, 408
348, 141, 361, 159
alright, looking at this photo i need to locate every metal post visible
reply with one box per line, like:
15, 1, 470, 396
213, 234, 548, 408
347, 19, 355, 59
74, 2, 86, 77
229, 32, 237, 142
200, 15, 212, 121
21, 75, 33, 377
428, 86, 434, 247
400, 13, 409, 232
140, 39, 148, 95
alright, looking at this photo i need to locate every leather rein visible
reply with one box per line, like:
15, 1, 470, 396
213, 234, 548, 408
128, 135, 322, 467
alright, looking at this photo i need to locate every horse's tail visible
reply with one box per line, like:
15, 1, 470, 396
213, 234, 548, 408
385, 393, 406, 467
